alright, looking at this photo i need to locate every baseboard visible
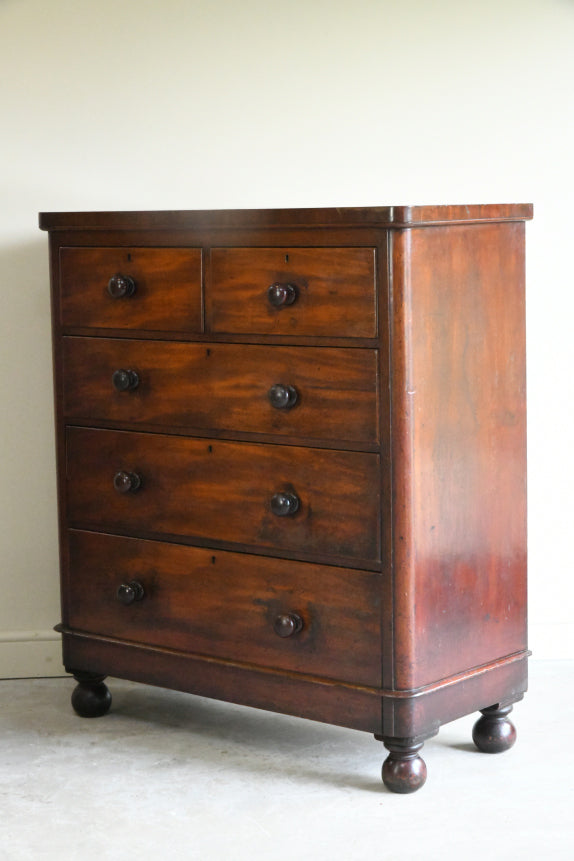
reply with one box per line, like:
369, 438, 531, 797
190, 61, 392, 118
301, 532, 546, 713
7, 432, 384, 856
0, 630, 65, 678
1, 624, 570, 678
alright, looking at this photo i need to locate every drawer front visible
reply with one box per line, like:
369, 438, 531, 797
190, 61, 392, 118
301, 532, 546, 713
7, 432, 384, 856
66, 428, 381, 565
67, 530, 382, 687
209, 247, 377, 337
62, 337, 379, 444
59, 247, 202, 331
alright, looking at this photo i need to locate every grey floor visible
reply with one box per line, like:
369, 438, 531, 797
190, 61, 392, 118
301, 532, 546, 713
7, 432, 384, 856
0, 661, 572, 861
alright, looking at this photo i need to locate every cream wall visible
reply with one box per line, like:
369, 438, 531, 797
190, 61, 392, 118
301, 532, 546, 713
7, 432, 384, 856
0, 0, 572, 676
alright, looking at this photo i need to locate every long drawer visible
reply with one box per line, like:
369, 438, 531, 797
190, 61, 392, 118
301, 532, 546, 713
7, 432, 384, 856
62, 337, 379, 444
66, 530, 382, 687
66, 428, 381, 565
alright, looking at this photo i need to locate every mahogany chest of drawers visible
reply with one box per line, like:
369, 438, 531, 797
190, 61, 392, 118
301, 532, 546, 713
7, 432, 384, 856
40, 204, 532, 792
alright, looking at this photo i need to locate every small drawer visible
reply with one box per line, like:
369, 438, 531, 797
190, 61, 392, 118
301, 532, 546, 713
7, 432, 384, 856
62, 337, 379, 444
208, 247, 377, 337
59, 247, 202, 331
67, 530, 382, 687
66, 428, 381, 565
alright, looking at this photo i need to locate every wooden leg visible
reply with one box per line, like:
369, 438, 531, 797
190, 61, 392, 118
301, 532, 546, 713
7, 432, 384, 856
472, 704, 516, 753
380, 739, 427, 794
70, 671, 112, 718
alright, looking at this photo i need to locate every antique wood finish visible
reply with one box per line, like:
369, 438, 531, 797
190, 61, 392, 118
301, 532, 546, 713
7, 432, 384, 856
66, 427, 381, 565
380, 740, 427, 794
378, 654, 528, 739
41, 204, 531, 793
70, 671, 112, 718
472, 704, 517, 753
66, 530, 381, 686
59, 247, 202, 331
59, 630, 383, 733
208, 247, 376, 337
39, 203, 533, 232
62, 337, 379, 444
389, 222, 527, 691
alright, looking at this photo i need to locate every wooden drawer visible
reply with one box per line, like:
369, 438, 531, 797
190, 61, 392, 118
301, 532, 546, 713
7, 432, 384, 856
208, 247, 377, 337
66, 428, 381, 566
67, 530, 382, 687
62, 337, 379, 445
59, 247, 202, 331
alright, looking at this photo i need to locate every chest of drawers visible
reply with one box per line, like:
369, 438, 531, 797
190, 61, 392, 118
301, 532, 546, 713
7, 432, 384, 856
40, 204, 532, 793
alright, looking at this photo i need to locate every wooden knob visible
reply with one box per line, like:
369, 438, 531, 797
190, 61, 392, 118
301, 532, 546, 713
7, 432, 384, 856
113, 471, 142, 494
270, 491, 300, 516
268, 384, 298, 410
273, 613, 303, 638
267, 283, 298, 308
107, 273, 136, 299
117, 580, 145, 605
112, 369, 140, 392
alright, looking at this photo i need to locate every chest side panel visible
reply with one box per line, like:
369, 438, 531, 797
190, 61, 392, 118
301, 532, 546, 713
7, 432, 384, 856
391, 222, 527, 690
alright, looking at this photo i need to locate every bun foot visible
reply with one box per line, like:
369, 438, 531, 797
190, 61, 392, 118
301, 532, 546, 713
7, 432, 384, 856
381, 740, 427, 794
472, 704, 516, 753
71, 672, 112, 718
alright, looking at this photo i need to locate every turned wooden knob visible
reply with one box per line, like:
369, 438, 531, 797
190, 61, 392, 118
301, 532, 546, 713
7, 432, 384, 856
268, 384, 298, 410
270, 491, 300, 516
113, 470, 142, 494
107, 273, 136, 299
116, 580, 145, 605
112, 369, 140, 392
274, 613, 303, 638
267, 283, 298, 308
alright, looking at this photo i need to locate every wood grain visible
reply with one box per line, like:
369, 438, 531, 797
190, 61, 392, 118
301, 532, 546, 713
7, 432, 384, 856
40, 203, 533, 232
390, 222, 527, 691
67, 530, 382, 687
208, 247, 377, 337
66, 428, 381, 564
62, 337, 379, 444
59, 246, 202, 331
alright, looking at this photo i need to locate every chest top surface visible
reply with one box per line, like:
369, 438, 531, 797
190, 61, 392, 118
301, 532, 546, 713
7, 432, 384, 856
39, 203, 533, 232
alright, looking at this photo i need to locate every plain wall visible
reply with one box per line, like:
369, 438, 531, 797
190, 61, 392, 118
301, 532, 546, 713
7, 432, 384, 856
0, 0, 572, 676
